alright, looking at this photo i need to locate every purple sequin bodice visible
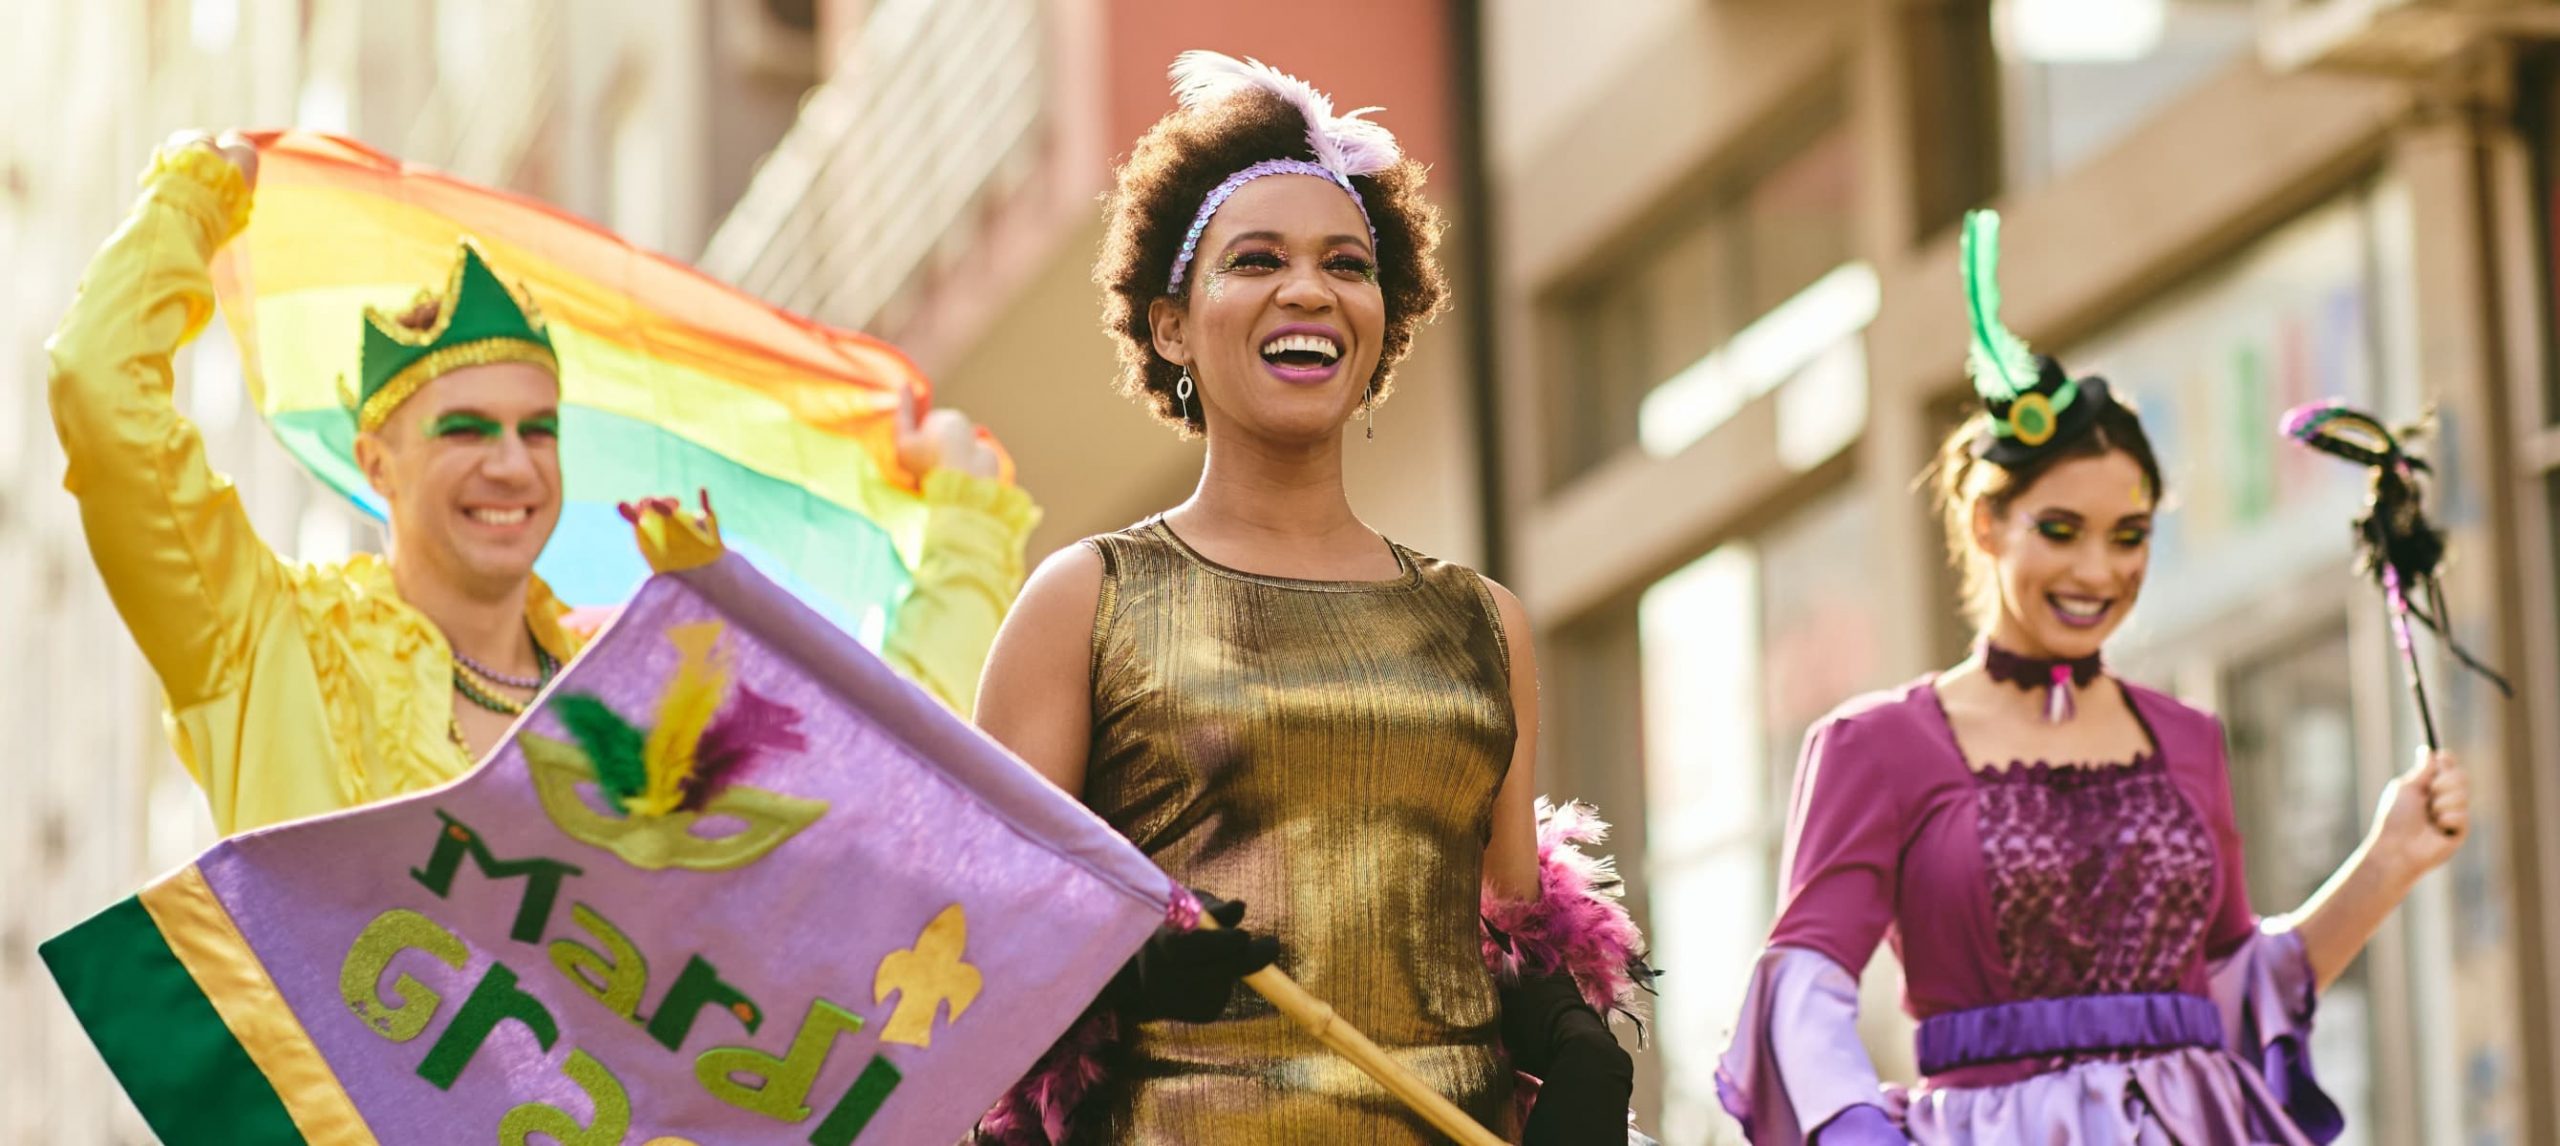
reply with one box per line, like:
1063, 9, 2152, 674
1973, 754, 2219, 998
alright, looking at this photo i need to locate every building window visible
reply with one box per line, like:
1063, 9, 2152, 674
2224, 627, 2380, 1144
1636, 483, 1900, 1142
2061, 182, 2411, 639
1546, 110, 1860, 488
1994, 0, 2257, 188
1639, 542, 1764, 1144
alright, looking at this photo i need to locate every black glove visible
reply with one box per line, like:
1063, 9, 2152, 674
1504, 970, 1634, 1146
1101, 892, 1280, 1023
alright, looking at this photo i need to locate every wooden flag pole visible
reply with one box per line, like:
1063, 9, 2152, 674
1199, 918, 1507, 1146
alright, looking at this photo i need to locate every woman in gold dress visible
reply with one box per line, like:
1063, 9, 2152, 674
971, 53, 1645, 1145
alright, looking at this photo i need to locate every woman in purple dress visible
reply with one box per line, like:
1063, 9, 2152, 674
1716, 211, 2472, 1145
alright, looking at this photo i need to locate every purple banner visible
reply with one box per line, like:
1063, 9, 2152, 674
199, 555, 1170, 1143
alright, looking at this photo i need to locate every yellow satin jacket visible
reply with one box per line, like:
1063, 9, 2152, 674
47, 145, 1039, 837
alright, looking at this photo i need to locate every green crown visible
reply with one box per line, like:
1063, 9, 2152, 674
345, 241, 558, 432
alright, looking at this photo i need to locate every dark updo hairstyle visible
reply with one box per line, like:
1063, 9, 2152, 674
1096, 87, 1448, 436
1927, 388, 2166, 627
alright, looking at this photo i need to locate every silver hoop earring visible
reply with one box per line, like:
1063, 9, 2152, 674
1176, 369, 1194, 426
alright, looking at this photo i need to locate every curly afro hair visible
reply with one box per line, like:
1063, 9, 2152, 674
1096, 87, 1447, 436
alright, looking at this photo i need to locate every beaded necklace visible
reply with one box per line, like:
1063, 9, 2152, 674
453, 643, 548, 690
451, 637, 561, 718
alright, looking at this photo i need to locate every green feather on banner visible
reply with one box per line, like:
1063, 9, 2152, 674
1963, 210, 2038, 404
551, 694, 650, 813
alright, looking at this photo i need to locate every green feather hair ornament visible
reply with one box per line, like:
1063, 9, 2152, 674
1963, 210, 2038, 404
1960, 209, 2083, 452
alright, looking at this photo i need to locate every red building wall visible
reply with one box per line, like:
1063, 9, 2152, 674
1100, 0, 1458, 188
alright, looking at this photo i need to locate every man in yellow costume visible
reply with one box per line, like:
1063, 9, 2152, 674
47, 132, 1038, 837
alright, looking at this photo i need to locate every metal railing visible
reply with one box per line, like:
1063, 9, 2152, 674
699, 0, 1047, 334
403, 0, 563, 183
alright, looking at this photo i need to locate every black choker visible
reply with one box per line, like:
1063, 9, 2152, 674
1981, 643, 2102, 724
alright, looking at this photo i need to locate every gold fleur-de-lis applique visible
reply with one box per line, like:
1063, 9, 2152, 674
872, 905, 982, 1047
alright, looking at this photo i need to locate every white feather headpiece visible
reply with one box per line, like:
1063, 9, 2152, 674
1159, 52, 1402, 293
1168, 51, 1402, 177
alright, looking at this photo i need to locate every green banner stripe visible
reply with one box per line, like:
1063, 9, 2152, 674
41, 896, 308, 1145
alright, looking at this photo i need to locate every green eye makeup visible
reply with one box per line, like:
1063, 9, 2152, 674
428, 413, 502, 439
426, 412, 561, 440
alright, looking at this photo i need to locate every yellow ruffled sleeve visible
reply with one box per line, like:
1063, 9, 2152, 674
46, 143, 283, 712
881, 469, 1041, 715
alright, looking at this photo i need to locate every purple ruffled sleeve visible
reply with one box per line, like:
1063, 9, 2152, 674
1717, 949, 1906, 1144
2209, 920, 2342, 1144
1719, 715, 1909, 1143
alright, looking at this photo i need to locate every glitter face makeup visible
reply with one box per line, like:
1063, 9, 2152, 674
1199, 243, 1379, 301
1171, 176, 1385, 442
1984, 450, 2153, 660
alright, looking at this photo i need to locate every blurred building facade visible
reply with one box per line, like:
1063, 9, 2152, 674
11, 2, 2560, 1144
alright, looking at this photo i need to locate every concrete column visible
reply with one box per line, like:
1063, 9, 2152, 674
2390, 63, 2552, 1141
1851, 0, 1970, 683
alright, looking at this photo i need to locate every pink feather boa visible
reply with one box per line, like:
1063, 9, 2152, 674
1480, 798, 1655, 1029
972, 798, 1650, 1144
969, 1006, 1119, 1145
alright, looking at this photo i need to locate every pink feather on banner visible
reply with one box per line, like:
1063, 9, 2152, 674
680, 684, 808, 811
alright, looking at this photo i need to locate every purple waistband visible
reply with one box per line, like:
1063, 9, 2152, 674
1915, 993, 2224, 1075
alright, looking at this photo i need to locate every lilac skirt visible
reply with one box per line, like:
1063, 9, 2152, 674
1718, 926, 2337, 1145
1902, 1046, 2310, 1145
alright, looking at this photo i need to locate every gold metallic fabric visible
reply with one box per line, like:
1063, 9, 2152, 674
1080, 519, 1518, 1143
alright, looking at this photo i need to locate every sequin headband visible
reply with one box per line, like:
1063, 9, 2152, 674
1166, 159, 1377, 294
1156, 51, 1401, 294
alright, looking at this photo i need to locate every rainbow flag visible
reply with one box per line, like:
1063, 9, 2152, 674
211, 131, 955, 642
45, 551, 1177, 1144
